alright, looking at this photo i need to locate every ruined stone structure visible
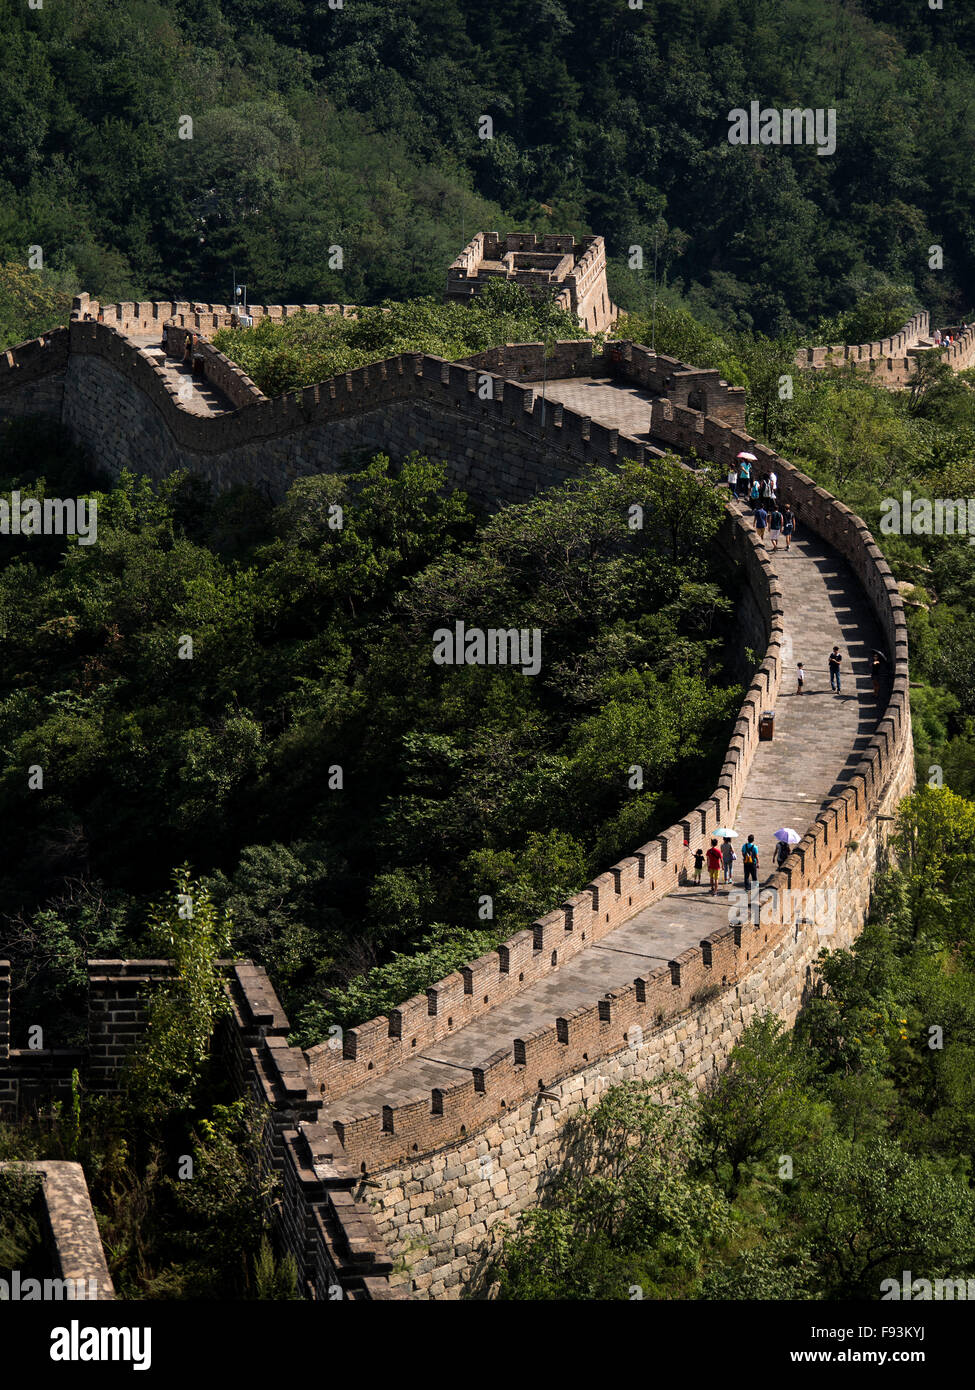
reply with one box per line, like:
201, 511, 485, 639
0, 960, 400, 1300
446, 232, 617, 334
0, 294, 918, 1298
0, 1160, 115, 1299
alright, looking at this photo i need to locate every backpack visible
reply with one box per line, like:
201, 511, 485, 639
742, 841, 757, 864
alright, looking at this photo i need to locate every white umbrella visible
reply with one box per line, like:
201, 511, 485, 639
774, 828, 801, 844
714, 828, 737, 838
736, 451, 758, 461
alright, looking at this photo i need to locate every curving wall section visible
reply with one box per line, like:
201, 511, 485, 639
794, 310, 929, 375
0, 310, 914, 1297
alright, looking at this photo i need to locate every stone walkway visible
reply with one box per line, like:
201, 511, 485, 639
128, 332, 231, 416
327, 379, 885, 1122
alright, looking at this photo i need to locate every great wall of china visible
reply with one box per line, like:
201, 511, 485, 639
793, 308, 975, 383
1, 282, 955, 1298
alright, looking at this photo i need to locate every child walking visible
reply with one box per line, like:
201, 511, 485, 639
693, 846, 705, 885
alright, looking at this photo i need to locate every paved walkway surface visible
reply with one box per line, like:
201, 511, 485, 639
540, 375, 659, 443
127, 332, 232, 416
328, 378, 885, 1119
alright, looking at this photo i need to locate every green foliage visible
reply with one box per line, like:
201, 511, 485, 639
698, 1015, 828, 1192
0, 263, 73, 346
213, 280, 588, 396
1, 0, 972, 334
253, 1237, 299, 1300
124, 868, 233, 1118
492, 1075, 735, 1300
496, 787, 975, 1298
0, 436, 741, 1046
814, 283, 920, 347
0, 1166, 44, 1274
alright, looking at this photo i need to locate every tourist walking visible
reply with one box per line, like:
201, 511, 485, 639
775, 838, 790, 868
741, 835, 759, 887
769, 504, 783, 550
693, 846, 705, 884
721, 837, 736, 883
796, 662, 805, 694
727, 464, 739, 492
754, 504, 768, 542
768, 468, 778, 499
871, 650, 886, 698
749, 478, 761, 508
782, 504, 796, 549
705, 839, 723, 895
737, 459, 752, 497
828, 645, 842, 693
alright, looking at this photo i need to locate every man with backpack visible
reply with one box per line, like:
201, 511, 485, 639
741, 835, 759, 887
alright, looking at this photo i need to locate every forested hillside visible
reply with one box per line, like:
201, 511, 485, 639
1, 0, 974, 341
0, 431, 742, 1050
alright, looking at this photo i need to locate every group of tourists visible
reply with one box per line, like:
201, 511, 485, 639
694, 833, 790, 893
689, 639, 891, 893
753, 500, 796, 551
728, 458, 778, 505
726, 458, 797, 552
933, 328, 965, 347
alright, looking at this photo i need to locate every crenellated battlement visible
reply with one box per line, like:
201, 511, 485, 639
793, 310, 943, 385
0, 958, 401, 1300
71, 293, 361, 341
0, 284, 916, 1297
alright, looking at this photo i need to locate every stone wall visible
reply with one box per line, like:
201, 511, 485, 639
71, 293, 360, 340
366, 718, 914, 1298
0, 308, 914, 1300
790, 309, 975, 386
0, 957, 399, 1300
794, 311, 930, 374
164, 325, 268, 407
446, 233, 617, 333
0, 329, 69, 423
941, 323, 975, 372
0, 1160, 116, 1299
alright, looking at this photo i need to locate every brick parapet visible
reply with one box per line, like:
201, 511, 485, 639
71, 293, 359, 341
164, 325, 268, 407
307, 390, 909, 1173
794, 311, 930, 379
0, 305, 912, 1187
0, 327, 70, 393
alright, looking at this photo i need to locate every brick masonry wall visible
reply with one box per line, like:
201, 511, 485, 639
366, 715, 914, 1299
0, 329, 69, 425
164, 325, 267, 407
71, 294, 360, 340
795, 311, 930, 370
0, 307, 916, 1298
0, 957, 398, 1299
0, 1160, 116, 1299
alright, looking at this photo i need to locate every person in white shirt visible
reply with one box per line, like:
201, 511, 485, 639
768, 469, 777, 498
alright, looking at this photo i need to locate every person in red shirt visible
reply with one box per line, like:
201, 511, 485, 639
705, 838, 723, 895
